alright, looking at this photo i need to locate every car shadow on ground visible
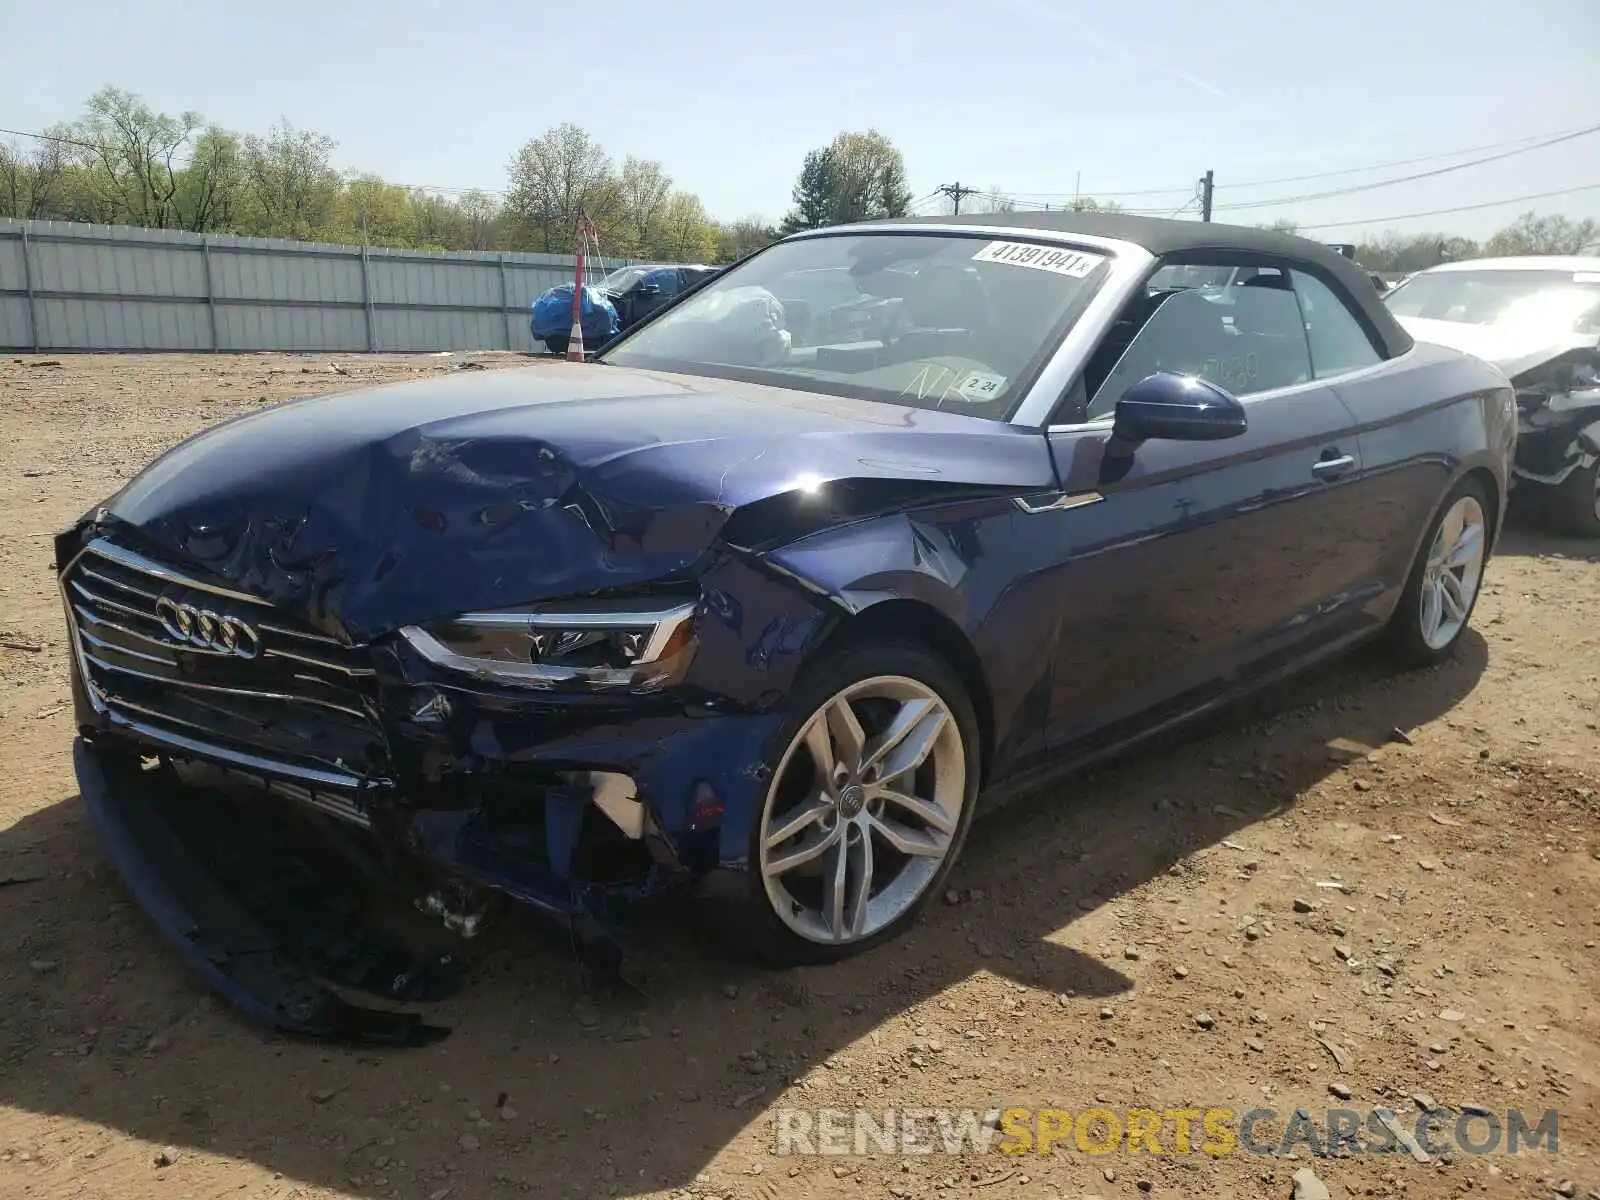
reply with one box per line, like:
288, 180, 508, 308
1494, 505, 1600, 564
0, 632, 1488, 1198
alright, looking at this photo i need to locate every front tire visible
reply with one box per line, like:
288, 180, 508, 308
715, 638, 980, 967
1384, 476, 1491, 668
1540, 458, 1600, 537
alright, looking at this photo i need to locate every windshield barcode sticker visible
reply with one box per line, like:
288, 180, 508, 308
971, 241, 1104, 278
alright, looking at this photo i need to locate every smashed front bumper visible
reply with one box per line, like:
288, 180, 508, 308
75, 738, 456, 1045
1512, 396, 1600, 487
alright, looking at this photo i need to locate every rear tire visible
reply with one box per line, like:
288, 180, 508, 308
542, 335, 567, 355
1539, 459, 1600, 538
710, 638, 981, 967
1383, 475, 1492, 668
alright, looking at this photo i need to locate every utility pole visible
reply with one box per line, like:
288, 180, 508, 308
1199, 170, 1214, 222
937, 181, 979, 215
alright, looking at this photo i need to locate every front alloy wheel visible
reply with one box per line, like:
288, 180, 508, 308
761, 676, 965, 945
721, 640, 980, 965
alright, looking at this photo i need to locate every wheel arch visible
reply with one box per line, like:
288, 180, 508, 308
1458, 462, 1502, 547
812, 598, 996, 788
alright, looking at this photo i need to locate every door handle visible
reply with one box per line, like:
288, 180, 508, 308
1312, 453, 1355, 480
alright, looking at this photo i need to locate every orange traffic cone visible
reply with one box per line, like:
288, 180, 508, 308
566, 315, 585, 362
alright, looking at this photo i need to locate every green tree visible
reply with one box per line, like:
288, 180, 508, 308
652, 191, 716, 261
335, 174, 415, 245
239, 121, 341, 239
175, 128, 243, 233
781, 146, 839, 233
781, 130, 913, 231
713, 215, 780, 262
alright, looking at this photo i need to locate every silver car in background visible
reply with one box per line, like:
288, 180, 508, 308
1385, 257, 1600, 536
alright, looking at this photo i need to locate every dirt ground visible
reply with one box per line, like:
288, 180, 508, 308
0, 352, 1596, 1200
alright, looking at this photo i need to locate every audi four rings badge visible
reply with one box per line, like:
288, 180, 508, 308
154, 597, 262, 658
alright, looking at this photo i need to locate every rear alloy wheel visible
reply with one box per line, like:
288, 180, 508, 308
1541, 458, 1600, 538
722, 641, 979, 965
1385, 477, 1490, 667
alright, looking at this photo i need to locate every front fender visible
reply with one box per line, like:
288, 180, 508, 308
762, 496, 1060, 777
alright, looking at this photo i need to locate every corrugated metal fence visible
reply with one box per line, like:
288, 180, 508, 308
0, 218, 632, 353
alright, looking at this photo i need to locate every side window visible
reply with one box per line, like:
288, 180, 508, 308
647, 268, 681, 297
1085, 268, 1313, 418
1291, 270, 1383, 377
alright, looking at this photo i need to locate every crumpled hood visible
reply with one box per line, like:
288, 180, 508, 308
1395, 315, 1597, 379
101, 362, 1051, 642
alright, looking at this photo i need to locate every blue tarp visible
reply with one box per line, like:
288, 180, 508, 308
530, 283, 619, 345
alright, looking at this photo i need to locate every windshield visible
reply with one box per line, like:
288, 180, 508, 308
600, 232, 1111, 419
1384, 269, 1600, 334
595, 267, 648, 293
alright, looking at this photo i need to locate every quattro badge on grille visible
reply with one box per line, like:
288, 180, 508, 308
154, 597, 262, 659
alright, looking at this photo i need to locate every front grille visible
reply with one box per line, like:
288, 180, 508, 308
62, 537, 389, 824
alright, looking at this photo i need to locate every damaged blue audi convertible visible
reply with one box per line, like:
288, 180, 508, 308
59, 214, 1514, 1042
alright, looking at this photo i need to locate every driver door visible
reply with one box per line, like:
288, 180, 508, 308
1036, 265, 1373, 751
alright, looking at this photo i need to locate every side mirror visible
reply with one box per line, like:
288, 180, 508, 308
1112, 372, 1247, 444
638, 283, 661, 297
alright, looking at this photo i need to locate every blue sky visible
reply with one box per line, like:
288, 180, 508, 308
3, 0, 1597, 240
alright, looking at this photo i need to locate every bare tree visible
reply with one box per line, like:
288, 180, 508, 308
618, 156, 673, 256
0, 132, 68, 219
1486, 212, 1599, 256
505, 123, 616, 253
458, 190, 502, 251
70, 87, 200, 228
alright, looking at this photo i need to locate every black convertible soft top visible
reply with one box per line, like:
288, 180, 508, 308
868, 210, 1414, 360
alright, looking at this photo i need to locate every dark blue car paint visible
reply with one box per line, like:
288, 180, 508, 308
60, 270, 1515, 1036
101, 364, 1054, 645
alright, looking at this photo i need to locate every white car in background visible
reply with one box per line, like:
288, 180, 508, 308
1385, 257, 1600, 536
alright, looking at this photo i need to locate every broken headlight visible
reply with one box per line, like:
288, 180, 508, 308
1512, 347, 1600, 414
399, 597, 698, 691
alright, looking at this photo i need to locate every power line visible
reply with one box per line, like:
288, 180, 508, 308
1212, 124, 1600, 212
0, 125, 103, 151
1217, 125, 1600, 190
982, 122, 1600, 201
1293, 182, 1600, 231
